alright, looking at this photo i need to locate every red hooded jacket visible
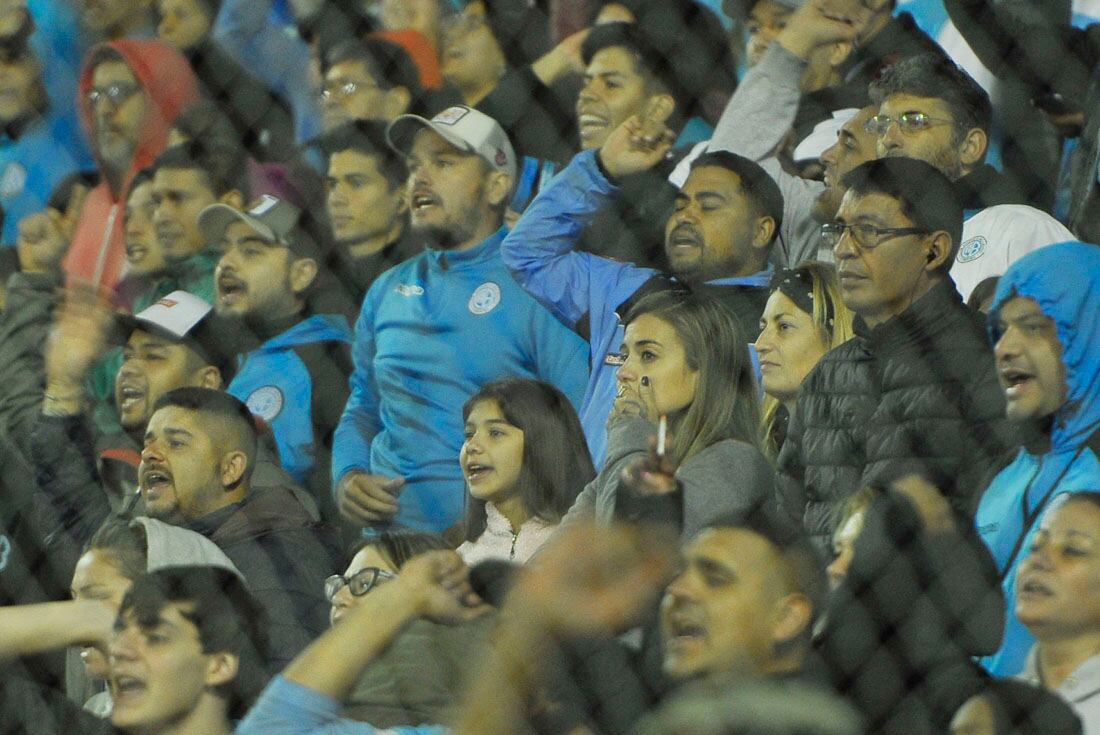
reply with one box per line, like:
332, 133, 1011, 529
63, 39, 199, 293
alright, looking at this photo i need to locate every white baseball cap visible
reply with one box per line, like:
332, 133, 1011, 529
793, 108, 861, 163
386, 105, 517, 184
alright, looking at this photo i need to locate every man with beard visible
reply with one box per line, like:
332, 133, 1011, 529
504, 111, 781, 465
199, 195, 352, 529
332, 105, 588, 535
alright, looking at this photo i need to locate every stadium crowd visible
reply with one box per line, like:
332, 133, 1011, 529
0, 0, 1099, 732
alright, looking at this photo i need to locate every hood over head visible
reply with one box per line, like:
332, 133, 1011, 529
989, 241, 1100, 451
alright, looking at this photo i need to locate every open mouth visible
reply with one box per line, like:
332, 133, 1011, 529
117, 385, 145, 413
111, 674, 147, 702
578, 113, 609, 139
1018, 577, 1054, 598
1001, 367, 1034, 397
141, 468, 173, 496
665, 614, 707, 643
217, 275, 247, 305
668, 226, 701, 250
465, 463, 493, 482
125, 243, 147, 263
411, 192, 439, 214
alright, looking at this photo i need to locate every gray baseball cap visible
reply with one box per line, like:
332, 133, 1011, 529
386, 105, 517, 184
198, 194, 319, 258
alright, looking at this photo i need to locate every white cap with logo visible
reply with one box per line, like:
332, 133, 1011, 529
386, 105, 517, 184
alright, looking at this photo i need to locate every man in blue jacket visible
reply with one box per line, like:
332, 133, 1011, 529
504, 113, 782, 465
332, 105, 589, 535
199, 195, 353, 529
976, 241, 1100, 676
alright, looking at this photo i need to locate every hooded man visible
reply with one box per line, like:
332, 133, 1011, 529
976, 241, 1100, 677
62, 39, 198, 292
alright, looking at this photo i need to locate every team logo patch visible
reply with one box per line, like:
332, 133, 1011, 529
245, 386, 284, 422
0, 162, 26, 200
958, 236, 987, 263
468, 282, 502, 315
434, 107, 470, 126
395, 284, 425, 297
0, 534, 10, 572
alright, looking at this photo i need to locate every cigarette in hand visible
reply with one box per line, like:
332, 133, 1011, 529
657, 415, 667, 459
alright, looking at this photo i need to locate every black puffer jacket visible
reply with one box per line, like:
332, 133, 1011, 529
777, 279, 1015, 546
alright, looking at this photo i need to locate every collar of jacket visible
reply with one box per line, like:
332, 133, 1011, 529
954, 164, 1027, 211
422, 225, 506, 272
853, 278, 964, 349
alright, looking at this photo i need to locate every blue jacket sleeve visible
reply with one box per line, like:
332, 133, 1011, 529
331, 289, 384, 490
236, 676, 448, 735
502, 150, 653, 330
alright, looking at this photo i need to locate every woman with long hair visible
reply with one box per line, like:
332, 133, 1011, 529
458, 378, 595, 564
562, 289, 773, 540
755, 262, 855, 461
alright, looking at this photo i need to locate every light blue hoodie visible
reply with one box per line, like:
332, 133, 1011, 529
977, 241, 1100, 676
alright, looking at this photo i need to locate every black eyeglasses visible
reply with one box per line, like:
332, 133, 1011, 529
820, 222, 928, 251
865, 112, 955, 136
323, 567, 396, 601
86, 83, 141, 109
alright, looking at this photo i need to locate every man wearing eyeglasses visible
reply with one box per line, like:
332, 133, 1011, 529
868, 54, 1073, 300
63, 40, 199, 292
777, 157, 1016, 550
319, 37, 424, 133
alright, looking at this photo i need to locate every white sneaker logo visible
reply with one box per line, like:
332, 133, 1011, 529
395, 284, 425, 297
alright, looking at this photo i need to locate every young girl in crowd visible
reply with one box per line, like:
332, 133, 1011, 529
1015, 492, 1100, 733
755, 262, 854, 461
457, 378, 595, 564
562, 289, 773, 540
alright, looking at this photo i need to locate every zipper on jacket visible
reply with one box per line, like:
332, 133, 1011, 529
510, 530, 518, 560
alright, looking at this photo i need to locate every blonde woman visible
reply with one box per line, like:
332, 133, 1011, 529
755, 262, 854, 461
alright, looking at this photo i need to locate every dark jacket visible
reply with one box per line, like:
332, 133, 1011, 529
817, 491, 1004, 734
777, 280, 1015, 547
836, 12, 946, 107
187, 485, 341, 669
186, 38, 295, 162
0, 271, 60, 459
476, 64, 580, 166
955, 163, 1029, 214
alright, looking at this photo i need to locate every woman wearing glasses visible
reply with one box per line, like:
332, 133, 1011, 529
755, 262, 855, 461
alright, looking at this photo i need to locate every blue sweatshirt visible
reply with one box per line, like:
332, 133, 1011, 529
332, 227, 589, 533
229, 314, 352, 485
977, 241, 1100, 676
502, 150, 771, 465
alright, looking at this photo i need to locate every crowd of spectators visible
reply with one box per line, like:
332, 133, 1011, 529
0, 0, 1099, 733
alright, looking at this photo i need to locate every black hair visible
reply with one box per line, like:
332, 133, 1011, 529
346, 530, 449, 570
461, 379, 595, 542
840, 157, 964, 271
690, 150, 784, 244
580, 22, 687, 132
869, 53, 993, 144
151, 387, 258, 478
312, 119, 408, 189
119, 567, 270, 719
152, 141, 248, 200
125, 166, 155, 198
323, 36, 423, 103
706, 503, 827, 627
47, 170, 100, 213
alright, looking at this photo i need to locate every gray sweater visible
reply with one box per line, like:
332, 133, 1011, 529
560, 416, 776, 542
704, 45, 829, 268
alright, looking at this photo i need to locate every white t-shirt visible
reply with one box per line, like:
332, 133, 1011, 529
952, 204, 1075, 301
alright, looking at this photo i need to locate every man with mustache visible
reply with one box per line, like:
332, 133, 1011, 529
778, 157, 1014, 550
63, 40, 198, 292
976, 242, 1100, 678
137, 387, 338, 667
503, 112, 780, 465
332, 105, 588, 534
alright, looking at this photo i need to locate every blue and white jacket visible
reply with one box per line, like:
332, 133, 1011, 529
977, 241, 1100, 676
332, 227, 589, 533
228, 314, 352, 486
503, 149, 771, 466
